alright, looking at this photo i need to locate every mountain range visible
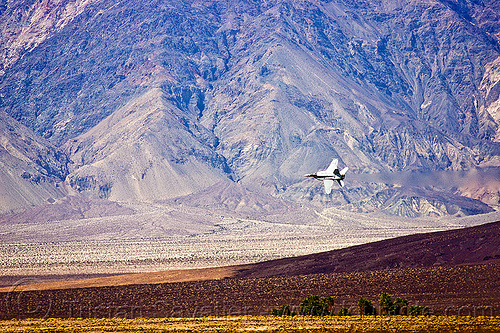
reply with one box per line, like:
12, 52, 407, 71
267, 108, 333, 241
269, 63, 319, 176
1, 0, 500, 220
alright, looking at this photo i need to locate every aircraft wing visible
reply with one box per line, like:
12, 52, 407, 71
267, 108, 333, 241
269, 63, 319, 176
324, 179, 334, 194
325, 159, 339, 174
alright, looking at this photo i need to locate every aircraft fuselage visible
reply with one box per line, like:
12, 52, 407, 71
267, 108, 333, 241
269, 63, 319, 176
305, 173, 345, 181
304, 158, 348, 193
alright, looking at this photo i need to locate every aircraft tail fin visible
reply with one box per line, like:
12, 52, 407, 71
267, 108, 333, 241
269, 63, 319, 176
339, 167, 348, 176
337, 179, 345, 187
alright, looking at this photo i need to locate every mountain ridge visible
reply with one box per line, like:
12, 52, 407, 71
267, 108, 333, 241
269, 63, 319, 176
1, 0, 500, 217
233, 219, 500, 279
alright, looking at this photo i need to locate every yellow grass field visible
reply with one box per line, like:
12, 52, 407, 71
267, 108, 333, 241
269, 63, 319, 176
1, 316, 500, 332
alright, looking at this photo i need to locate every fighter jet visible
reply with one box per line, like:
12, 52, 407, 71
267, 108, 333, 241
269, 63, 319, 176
304, 158, 348, 194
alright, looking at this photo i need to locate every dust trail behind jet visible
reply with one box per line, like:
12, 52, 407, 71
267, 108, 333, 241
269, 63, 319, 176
351, 167, 500, 189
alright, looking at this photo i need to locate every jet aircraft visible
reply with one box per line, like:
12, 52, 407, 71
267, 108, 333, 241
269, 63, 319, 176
305, 158, 348, 194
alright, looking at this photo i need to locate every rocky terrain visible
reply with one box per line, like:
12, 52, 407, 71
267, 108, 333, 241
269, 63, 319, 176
1, 0, 500, 217
0, 111, 68, 214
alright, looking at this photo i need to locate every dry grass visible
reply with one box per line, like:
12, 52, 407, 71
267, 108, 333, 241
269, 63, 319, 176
1, 316, 500, 332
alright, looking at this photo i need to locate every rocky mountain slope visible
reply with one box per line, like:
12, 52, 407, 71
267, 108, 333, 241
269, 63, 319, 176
0, 112, 68, 214
65, 88, 230, 201
1, 0, 500, 217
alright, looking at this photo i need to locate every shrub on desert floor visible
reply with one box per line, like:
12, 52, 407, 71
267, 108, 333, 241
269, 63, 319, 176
360, 293, 430, 316
271, 295, 336, 316
393, 297, 409, 315
409, 305, 430, 316
270, 304, 296, 316
338, 307, 351, 316
271, 293, 430, 317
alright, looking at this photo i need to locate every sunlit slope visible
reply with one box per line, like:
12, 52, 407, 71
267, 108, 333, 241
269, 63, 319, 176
65, 88, 230, 202
234, 220, 500, 278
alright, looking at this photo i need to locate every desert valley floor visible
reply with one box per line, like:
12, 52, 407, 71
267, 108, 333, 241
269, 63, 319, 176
1, 220, 500, 320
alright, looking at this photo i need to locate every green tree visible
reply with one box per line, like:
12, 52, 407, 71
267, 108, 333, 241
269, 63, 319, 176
409, 305, 429, 316
300, 295, 321, 315
271, 304, 296, 316
322, 296, 335, 315
394, 297, 409, 315
338, 307, 351, 316
358, 298, 376, 316
379, 292, 394, 315
299, 295, 335, 316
